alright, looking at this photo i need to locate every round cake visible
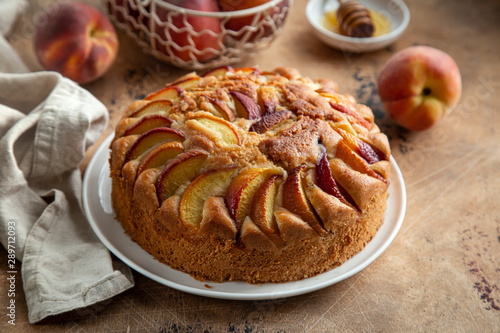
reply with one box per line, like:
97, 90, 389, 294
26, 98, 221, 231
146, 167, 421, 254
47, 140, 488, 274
110, 66, 391, 283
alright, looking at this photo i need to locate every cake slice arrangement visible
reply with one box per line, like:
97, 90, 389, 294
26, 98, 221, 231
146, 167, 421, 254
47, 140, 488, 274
109, 66, 391, 283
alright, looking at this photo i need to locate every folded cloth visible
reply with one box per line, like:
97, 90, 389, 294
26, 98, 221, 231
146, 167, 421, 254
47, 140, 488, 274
0, 71, 135, 324
0, 1, 134, 323
0, 0, 29, 73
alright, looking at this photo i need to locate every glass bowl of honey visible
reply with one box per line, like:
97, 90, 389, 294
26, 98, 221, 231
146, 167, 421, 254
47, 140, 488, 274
306, 0, 410, 53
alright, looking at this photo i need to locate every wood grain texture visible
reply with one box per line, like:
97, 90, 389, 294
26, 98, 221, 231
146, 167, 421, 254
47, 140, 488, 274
1, 0, 499, 331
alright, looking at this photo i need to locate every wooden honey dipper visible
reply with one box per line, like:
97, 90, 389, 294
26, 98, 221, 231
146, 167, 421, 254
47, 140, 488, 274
337, 0, 374, 37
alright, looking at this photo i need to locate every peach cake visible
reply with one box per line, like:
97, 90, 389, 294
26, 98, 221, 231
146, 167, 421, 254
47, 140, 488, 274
109, 66, 391, 283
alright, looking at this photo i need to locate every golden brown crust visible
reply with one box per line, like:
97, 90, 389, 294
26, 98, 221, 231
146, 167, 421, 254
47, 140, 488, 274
329, 159, 386, 211
199, 197, 237, 240
241, 217, 280, 253
109, 66, 391, 283
274, 208, 318, 242
133, 168, 161, 215
305, 184, 359, 232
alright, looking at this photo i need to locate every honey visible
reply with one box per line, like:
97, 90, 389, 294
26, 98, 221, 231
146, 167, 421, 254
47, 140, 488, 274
321, 9, 392, 37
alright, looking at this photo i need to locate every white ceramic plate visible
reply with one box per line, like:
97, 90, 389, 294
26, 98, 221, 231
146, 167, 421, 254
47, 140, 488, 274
306, 0, 410, 53
83, 134, 406, 300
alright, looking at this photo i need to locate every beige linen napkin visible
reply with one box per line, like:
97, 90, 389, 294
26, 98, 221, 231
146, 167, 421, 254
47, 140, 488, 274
0, 0, 29, 73
0, 0, 134, 324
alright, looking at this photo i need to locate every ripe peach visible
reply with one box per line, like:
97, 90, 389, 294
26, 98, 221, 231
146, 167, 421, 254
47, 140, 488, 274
34, 1, 118, 84
156, 0, 221, 63
377, 46, 462, 131
219, 0, 271, 12
219, 0, 284, 41
230, 91, 262, 119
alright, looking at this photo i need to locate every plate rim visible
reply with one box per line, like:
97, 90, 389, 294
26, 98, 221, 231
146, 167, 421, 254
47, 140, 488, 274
82, 134, 406, 300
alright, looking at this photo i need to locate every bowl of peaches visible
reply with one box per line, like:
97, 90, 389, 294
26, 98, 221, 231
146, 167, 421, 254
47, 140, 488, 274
106, 0, 292, 70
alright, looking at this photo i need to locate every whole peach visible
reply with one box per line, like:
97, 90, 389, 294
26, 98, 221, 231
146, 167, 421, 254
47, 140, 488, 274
156, 0, 221, 63
219, 0, 286, 41
377, 46, 462, 131
219, 0, 271, 14
34, 1, 119, 84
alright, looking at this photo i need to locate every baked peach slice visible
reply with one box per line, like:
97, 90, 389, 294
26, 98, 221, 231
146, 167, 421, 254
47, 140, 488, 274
136, 141, 184, 176
258, 86, 280, 114
249, 110, 293, 134
234, 67, 260, 75
123, 127, 185, 165
226, 168, 282, 230
335, 141, 386, 183
315, 146, 348, 203
202, 95, 235, 121
330, 101, 371, 129
250, 174, 284, 246
229, 91, 262, 120
202, 66, 234, 79
129, 100, 172, 118
334, 128, 382, 164
180, 166, 237, 227
282, 165, 327, 236
167, 76, 201, 90
120, 114, 173, 137
156, 150, 208, 203
187, 113, 241, 146
304, 179, 359, 232
329, 158, 386, 211
145, 86, 183, 102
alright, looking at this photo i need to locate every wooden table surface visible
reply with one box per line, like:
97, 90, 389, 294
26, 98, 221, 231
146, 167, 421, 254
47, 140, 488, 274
2, 0, 499, 331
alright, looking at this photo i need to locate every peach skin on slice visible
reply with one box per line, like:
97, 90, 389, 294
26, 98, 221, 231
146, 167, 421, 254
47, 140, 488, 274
329, 101, 371, 129
258, 85, 280, 115
249, 110, 293, 134
187, 113, 241, 146
250, 174, 284, 246
282, 165, 327, 236
123, 127, 185, 165
316, 145, 348, 202
145, 86, 183, 102
234, 67, 260, 76
229, 91, 262, 120
180, 166, 237, 228
202, 95, 236, 122
202, 66, 234, 79
226, 168, 282, 230
129, 100, 172, 118
334, 128, 382, 164
335, 140, 386, 183
136, 141, 184, 176
123, 100, 150, 118
156, 150, 208, 203
118, 114, 172, 137
168, 76, 201, 90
